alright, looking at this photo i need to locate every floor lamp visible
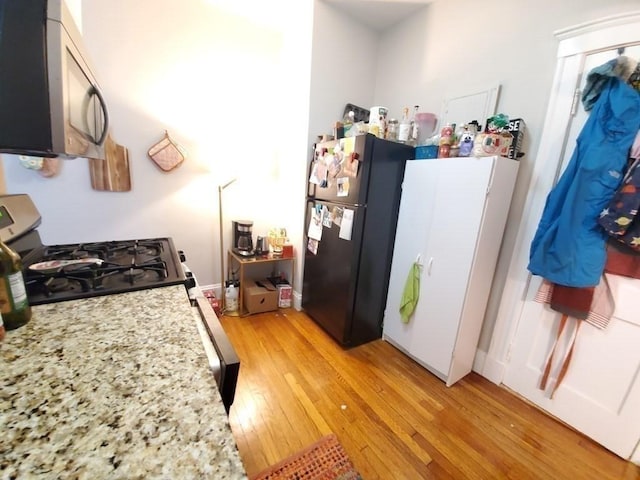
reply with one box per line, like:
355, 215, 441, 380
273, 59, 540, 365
218, 178, 237, 316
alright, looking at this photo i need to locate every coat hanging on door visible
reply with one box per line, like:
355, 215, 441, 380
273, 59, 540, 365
528, 75, 640, 288
530, 57, 640, 398
581, 55, 639, 111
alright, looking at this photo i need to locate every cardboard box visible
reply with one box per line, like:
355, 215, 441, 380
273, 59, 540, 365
472, 132, 513, 157
506, 118, 526, 159
243, 279, 278, 314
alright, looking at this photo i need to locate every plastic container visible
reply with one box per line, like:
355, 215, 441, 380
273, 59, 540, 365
415, 145, 439, 159
224, 280, 239, 312
415, 113, 437, 146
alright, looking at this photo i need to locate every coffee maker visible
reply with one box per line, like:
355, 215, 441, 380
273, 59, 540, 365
232, 220, 254, 256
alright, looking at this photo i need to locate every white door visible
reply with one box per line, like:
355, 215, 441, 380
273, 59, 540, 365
503, 44, 640, 459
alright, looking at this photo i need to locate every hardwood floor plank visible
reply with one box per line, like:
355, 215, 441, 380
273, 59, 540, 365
275, 316, 432, 478
283, 371, 332, 435
221, 309, 640, 479
446, 377, 618, 480
284, 314, 435, 468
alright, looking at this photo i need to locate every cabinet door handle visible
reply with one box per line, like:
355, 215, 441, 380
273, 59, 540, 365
427, 257, 434, 276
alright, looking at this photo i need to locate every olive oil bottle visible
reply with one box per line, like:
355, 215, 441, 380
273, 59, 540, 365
0, 238, 31, 330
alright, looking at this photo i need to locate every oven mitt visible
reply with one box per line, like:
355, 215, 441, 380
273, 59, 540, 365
399, 262, 421, 323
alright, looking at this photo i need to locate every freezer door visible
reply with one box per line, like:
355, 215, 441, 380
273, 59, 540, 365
302, 200, 363, 346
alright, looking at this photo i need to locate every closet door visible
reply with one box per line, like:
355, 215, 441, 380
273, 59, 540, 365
382, 160, 438, 352
502, 42, 640, 459
408, 158, 491, 380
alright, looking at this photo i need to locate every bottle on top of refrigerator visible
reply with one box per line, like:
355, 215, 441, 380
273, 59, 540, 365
398, 107, 411, 143
409, 105, 419, 146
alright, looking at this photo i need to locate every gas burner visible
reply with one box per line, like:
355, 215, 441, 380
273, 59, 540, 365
123, 268, 146, 282
29, 274, 93, 298
128, 246, 155, 256
44, 246, 103, 261
45, 278, 70, 293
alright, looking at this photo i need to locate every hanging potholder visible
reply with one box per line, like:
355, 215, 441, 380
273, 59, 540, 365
147, 131, 185, 172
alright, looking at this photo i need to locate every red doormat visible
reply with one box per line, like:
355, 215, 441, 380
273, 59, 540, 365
250, 434, 363, 480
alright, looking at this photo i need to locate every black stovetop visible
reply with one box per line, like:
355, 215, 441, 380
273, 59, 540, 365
21, 237, 187, 306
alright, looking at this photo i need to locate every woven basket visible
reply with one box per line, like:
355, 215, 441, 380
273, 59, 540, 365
250, 434, 362, 480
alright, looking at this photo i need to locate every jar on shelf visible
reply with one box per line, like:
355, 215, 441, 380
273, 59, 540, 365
386, 119, 399, 141
268, 228, 288, 256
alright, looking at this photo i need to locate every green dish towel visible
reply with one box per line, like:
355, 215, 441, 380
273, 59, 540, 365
399, 262, 421, 323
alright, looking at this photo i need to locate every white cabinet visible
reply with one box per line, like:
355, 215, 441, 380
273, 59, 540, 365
383, 156, 518, 386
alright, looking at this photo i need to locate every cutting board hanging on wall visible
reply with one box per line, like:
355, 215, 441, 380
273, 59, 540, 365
89, 134, 132, 192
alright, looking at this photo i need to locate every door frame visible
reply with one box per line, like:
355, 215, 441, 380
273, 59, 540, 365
482, 11, 640, 393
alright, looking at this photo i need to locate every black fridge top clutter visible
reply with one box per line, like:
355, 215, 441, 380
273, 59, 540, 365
303, 134, 414, 348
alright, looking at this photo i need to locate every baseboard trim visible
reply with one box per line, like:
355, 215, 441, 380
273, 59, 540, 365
293, 290, 302, 310
480, 354, 506, 385
472, 349, 486, 375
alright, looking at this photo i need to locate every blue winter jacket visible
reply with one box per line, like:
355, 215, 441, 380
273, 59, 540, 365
528, 77, 640, 287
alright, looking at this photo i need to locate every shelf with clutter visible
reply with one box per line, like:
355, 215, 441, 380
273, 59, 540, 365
415, 114, 526, 161
323, 103, 526, 163
226, 250, 295, 317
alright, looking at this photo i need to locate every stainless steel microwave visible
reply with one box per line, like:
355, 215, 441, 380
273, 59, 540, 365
0, 0, 109, 159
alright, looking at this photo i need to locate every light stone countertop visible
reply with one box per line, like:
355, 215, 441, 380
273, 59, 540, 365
0, 285, 247, 480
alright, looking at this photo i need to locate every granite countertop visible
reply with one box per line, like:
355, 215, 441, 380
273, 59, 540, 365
0, 285, 247, 480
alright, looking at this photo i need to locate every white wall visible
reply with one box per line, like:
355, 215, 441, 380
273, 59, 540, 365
2, 0, 313, 294
309, 1, 380, 145
373, 0, 640, 352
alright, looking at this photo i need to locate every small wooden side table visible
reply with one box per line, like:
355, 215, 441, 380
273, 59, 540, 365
226, 249, 295, 316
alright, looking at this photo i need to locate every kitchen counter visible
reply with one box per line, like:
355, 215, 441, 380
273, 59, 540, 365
0, 285, 247, 480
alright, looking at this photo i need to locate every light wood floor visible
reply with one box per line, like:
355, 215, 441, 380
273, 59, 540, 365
220, 309, 640, 480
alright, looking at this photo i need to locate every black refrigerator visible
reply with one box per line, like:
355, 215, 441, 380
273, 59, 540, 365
302, 133, 414, 347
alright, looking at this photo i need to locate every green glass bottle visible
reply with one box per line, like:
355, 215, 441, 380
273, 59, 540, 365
0, 238, 31, 330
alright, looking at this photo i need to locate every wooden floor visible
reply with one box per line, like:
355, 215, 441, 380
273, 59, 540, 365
220, 309, 640, 480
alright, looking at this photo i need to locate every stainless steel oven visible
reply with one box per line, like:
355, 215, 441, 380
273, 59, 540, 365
0, 193, 239, 412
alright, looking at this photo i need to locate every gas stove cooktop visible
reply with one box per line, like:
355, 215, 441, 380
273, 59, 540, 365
0, 194, 193, 306
22, 238, 189, 306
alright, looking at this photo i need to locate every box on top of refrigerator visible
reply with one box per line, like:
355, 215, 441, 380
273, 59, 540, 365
506, 118, 526, 159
